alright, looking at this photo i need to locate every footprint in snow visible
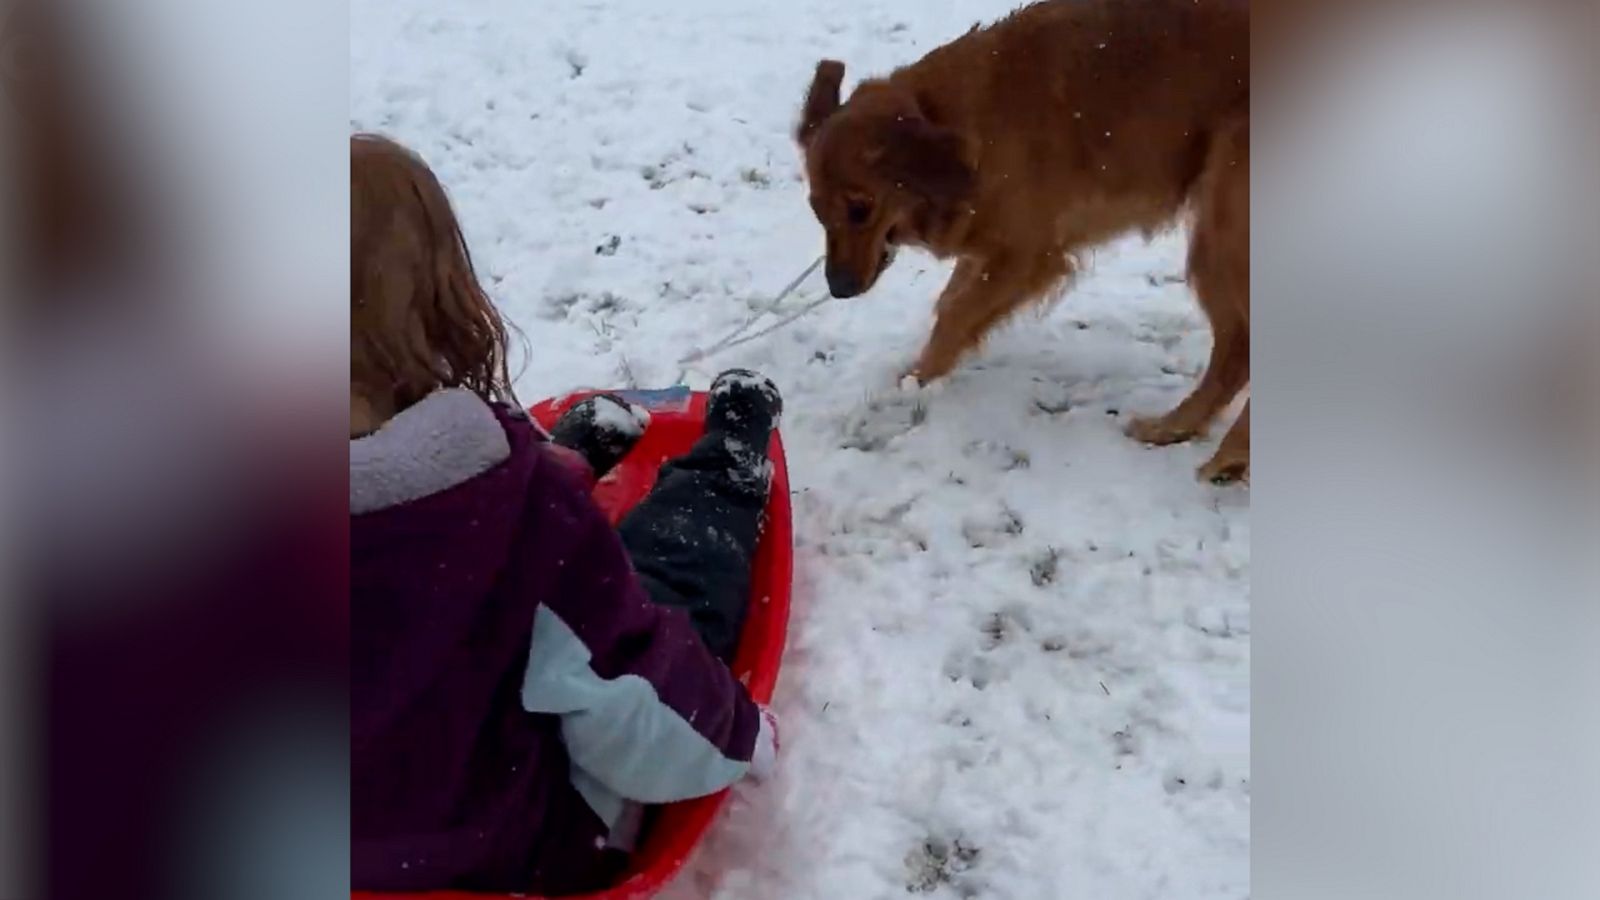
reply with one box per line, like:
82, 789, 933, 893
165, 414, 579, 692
978, 606, 1034, 651
942, 651, 996, 691
960, 505, 1024, 548
960, 439, 1031, 472
839, 393, 928, 452
1029, 547, 1062, 587
905, 836, 982, 895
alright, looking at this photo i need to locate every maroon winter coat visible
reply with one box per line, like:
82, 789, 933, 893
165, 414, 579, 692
351, 389, 760, 895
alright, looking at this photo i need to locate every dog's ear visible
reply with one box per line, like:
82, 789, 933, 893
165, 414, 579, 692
878, 119, 975, 210
796, 60, 846, 147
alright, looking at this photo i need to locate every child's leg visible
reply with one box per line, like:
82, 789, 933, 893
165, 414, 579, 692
618, 371, 782, 663
619, 441, 766, 663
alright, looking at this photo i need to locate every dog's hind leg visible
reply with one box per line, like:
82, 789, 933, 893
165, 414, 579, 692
1124, 296, 1246, 445
909, 251, 1070, 383
1197, 399, 1249, 484
1127, 113, 1250, 482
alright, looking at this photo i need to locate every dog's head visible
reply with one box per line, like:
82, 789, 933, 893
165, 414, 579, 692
796, 60, 974, 298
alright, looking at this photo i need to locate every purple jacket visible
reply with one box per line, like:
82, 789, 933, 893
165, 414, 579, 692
352, 389, 760, 895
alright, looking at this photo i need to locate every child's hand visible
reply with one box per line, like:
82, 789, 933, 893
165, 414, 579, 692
747, 706, 780, 782
549, 394, 649, 481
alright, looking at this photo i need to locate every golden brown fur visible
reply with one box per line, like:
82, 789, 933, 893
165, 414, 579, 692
350, 134, 518, 433
797, 0, 1250, 482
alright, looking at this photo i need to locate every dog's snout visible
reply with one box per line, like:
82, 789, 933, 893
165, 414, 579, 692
825, 265, 862, 299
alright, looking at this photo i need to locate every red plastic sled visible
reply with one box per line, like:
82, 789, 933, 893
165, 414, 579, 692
352, 386, 792, 900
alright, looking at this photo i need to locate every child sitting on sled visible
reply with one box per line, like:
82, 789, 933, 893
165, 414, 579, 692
350, 133, 780, 896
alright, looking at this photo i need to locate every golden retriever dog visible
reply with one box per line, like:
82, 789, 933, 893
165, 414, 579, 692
796, 0, 1250, 482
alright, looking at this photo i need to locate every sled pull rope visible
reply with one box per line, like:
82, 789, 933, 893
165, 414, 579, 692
677, 255, 830, 368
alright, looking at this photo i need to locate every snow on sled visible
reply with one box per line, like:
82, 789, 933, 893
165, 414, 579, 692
352, 385, 793, 900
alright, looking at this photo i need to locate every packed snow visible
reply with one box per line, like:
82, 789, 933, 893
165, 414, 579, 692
352, 1, 1250, 897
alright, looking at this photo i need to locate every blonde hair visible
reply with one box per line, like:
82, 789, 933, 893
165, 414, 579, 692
350, 133, 516, 414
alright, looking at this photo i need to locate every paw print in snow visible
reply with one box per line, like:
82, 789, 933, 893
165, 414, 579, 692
962, 439, 1030, 472
1111, 725, 1139, 758
840, 394, 927, 452
978, 606, 1034, 651
961, 505, 1024, 548
905, 836, 981, 895
942, 651, 995, 691
1029, 547, 1061, 587
563, 48, 588, 79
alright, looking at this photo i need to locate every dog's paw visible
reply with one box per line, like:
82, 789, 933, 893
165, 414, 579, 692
1197, 452, 1249, 485
1125, 414, 1200, 446
897, 365, 945, 393
904, 344, 964, 386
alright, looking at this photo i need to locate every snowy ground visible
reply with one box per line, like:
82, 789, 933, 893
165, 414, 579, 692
352, 1, 1249, 897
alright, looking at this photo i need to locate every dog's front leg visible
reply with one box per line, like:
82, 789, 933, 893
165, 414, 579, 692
908, 253, 1063, 384
906, 259, 985, 383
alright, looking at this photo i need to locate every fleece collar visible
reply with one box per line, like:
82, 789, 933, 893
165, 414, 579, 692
350, 389, 510, 514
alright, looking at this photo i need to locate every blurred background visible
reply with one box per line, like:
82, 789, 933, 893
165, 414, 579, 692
4, 0, 347, 897
1253, 1, 1600, 898
3, 0, 1596, 897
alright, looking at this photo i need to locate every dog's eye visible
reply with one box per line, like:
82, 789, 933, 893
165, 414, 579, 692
845, 200, 873, 226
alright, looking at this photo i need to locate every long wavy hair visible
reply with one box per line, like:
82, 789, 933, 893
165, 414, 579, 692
350, 133, 517, 415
